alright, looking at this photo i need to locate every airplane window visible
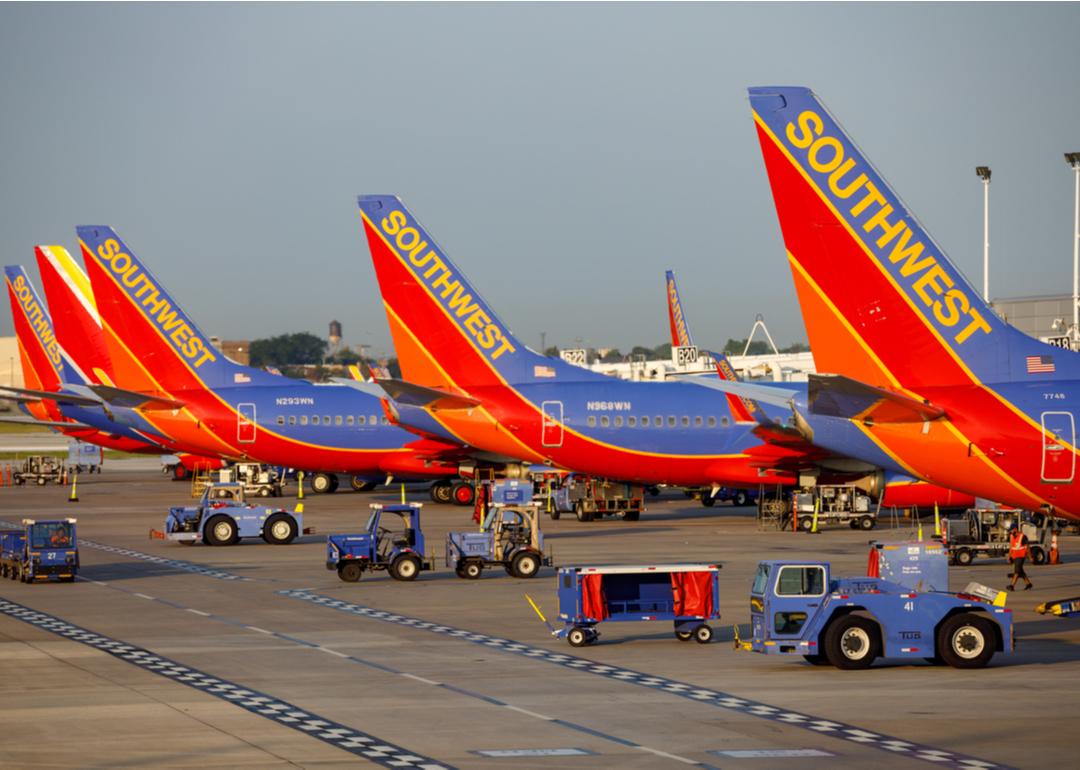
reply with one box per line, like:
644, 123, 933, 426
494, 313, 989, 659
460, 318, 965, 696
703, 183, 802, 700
335, 416, 343, 426
312, 416, 320, 425
694, 416, 703, 427
655, 415, 662, 427
628, 416, 637, 427
667, 416, 676, 427
614, 416, 623, 427
358, 415, 367, 425
600, 416, 610, 427
681, 416, 690, 427
300, 416, 309, 426
289, 416, 296, 426
324, 415, 330, 425
640, 416, 650, 427
587, 416, 597, 427
276, 416, 284, 426
721, 416, 730, 427
707, 416, 716, 428
347, 416, 355, 425
381, 417, 389, 425
370, 415, 378, 425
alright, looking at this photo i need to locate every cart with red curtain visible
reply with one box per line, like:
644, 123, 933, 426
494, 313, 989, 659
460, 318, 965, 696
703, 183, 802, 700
554, 564, 721, 646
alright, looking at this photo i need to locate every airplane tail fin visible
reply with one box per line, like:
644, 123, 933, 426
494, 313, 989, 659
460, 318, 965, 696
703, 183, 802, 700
35, 245, 116, 387
664, 269, 757, 423
77, 226, 276, 391
749, 86, 1075, 388
5, 266, 65, 393
358, 195, 595, 390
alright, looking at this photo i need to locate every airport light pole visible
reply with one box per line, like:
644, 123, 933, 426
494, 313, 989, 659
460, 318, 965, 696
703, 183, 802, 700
976, 166, 992, 302
1067, 153, 1080, 347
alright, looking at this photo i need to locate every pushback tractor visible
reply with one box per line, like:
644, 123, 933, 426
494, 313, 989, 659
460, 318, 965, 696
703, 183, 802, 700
163, 482, 306, 545
742, 555, 1014, 669
1, 519, 79, 582
327, 503, 435, 582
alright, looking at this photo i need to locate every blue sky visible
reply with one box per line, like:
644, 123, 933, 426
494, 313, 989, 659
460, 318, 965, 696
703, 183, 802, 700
2, 3, 1079, 358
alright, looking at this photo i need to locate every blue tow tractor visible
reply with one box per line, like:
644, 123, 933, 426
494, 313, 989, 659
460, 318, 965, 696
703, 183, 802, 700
163, 482, 307, 546
1, 518, 79, 582
532, 564, 722, 646
740, 544, 1014, 669
327, 503, 435, 582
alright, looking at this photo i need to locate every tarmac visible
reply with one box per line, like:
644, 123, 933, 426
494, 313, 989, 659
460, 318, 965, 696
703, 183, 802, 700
1, 461, 1078, 769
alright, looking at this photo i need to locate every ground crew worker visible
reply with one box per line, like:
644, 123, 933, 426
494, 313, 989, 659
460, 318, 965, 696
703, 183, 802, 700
50, 525, 70, 547
1008, 523, 1033, 591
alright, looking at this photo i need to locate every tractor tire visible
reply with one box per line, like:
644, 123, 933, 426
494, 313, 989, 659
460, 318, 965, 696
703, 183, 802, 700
258, 487, 271, 497
567, 627, 589, 647
430, 481, 453, 504
204, 515, 238, 547
548, 506, 560, 520
954, 548, 974, 566
461, 560, 483, 580
733, 491, 750, 507
310, 473, 336, 494
350, 476, 375, 492
701, 494, 716, 508
1030, 547, 1047, 565
390, 554, 421, 581
575, 502, 594, 522
938, 613, 996, 669
451, 482, 475, 506
262, 514, 297, 545
338, 562, 363, 582
693, 624, 713, 644
510, 551, 541, 579
859, 516, 876, 531
799, 516, 815, 532
824, 616, 881, 669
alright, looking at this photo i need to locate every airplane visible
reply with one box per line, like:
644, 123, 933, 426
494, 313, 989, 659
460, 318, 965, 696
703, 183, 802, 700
663, 268, 975, 510
2, 264, 175, 454
356, 194, 822, 490
748, 85, 1080, 519
75, 226, 465, 494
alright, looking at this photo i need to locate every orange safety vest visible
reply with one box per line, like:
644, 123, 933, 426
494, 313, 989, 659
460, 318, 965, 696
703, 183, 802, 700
1009, 531, 1028, 560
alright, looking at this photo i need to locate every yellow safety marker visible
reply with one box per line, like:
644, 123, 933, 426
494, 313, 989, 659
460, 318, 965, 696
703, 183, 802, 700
809, 497, 820, 534
297, 471, 305, 500
400, 483, 406, 504
68, 474, 79, 503
934, 503, 941, 537
917, 516, 924, 542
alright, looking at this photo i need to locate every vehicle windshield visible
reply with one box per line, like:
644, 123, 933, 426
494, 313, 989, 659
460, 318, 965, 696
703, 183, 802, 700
365, 510, 379, 532
751, 564, 770, 595
29, 522, 73, 549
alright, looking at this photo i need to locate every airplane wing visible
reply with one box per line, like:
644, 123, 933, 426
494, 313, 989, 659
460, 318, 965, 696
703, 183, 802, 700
375, 379, 482, 411
0, 386, 102, 406
679, 377, 800, 409
84, 384, 185, 411
808, 374, 945, 424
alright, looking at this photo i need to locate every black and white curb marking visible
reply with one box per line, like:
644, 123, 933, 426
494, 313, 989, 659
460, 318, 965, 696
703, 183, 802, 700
78, 539, 249, 582
280, 589, 1009, 770
0, 597, 451, 769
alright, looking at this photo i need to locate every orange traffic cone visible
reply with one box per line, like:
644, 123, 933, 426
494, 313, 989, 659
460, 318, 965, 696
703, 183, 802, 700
1049, 530, 1062, 565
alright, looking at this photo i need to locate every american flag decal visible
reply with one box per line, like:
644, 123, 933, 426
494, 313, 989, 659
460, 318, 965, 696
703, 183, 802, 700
533, 365, 556, 378
1026, 355, 1056, 374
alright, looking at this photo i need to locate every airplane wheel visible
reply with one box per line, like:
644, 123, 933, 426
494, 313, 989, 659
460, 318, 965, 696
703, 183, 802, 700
204, 515, 237, 546
733, 491, 750, 507
701, 495, 715, 508
350, 476, 375, 492
430, 481, 453, 504
310, 473, 335, 494
173, 465, 189, 481
452, 482, 475, 506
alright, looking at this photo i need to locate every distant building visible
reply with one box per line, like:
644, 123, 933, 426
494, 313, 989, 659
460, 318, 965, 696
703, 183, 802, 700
991, 294, 1075, 341
329, 320, 342, 347
0, 336, 22, 389
210, 338, 251, 366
